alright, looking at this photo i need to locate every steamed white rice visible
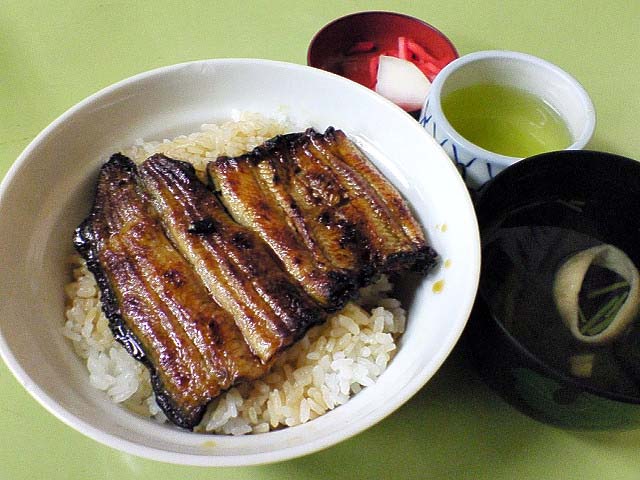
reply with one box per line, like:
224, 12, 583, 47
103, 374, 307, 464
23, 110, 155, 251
63, 113, 407, 434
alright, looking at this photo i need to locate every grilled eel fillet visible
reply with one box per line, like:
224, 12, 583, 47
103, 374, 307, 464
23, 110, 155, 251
138, 154, 324, 362
209, 127, 437, 300
74, 154, 302, 429
73, 128, 434, 429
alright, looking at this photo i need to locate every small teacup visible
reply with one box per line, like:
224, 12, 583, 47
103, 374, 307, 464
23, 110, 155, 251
420, 50, 596, 189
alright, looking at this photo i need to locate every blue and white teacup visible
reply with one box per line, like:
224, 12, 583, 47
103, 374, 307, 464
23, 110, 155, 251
420, 50, 596, 190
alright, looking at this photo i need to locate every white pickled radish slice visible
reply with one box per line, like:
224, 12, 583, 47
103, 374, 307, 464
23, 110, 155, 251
374, 55, 431, 111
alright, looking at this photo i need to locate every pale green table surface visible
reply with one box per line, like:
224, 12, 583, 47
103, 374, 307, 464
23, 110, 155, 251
1, 1, 639, 479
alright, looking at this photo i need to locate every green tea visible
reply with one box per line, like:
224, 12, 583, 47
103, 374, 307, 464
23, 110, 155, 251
441, 84, 573, 158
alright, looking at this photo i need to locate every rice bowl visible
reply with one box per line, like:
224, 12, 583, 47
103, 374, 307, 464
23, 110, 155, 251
0, 59, 480, 465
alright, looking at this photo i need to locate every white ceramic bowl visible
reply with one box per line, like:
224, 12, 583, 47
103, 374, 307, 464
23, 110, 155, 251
419, 50, 596, 189
0, 59, 480, 466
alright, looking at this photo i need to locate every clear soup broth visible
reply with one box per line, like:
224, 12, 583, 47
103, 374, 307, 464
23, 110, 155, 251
481, 198, 640, 399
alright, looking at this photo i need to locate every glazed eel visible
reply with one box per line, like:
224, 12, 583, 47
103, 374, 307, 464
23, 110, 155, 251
73, 127, 437, 429
74, 154, 322, 429
209, 127, 437, 295
138, 154, 325, 362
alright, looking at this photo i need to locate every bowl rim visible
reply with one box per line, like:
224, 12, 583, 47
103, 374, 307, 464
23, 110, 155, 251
475, 149, 640, 406
426, 50, 597, 167
307, 10, 459, 68
0, 57, 481, 466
